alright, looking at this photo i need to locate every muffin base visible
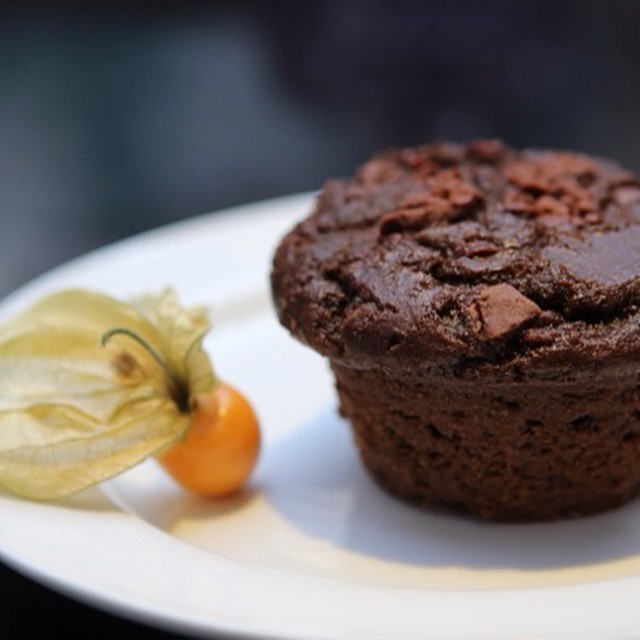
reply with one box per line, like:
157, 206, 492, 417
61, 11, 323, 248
331, 361, 640, 522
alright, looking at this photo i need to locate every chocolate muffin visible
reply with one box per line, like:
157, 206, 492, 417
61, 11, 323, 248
270, 139, 640, 521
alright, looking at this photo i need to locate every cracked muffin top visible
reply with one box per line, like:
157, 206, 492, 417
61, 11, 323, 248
270, 140, 640, 377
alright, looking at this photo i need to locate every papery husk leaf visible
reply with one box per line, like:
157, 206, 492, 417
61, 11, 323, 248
130, 288, 215, 398
0, 287, 216, 500
0, 400, 188, 500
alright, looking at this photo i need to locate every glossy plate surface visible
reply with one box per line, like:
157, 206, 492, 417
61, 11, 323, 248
1, 193, 640, 639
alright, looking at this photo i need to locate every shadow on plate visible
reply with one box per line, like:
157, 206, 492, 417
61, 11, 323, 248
103, 463, 260, 531
263, 406, 640, 571
0, 484, 118, 513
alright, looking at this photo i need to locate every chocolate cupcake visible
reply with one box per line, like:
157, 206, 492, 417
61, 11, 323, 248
270, 139, 640, 521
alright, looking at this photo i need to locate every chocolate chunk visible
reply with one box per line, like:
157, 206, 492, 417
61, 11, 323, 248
466, 138, 506, 163
613, 185, 640, 206
399, 142, 462, 168
504, 188, 536, 214
356, 158, 403, 185
470, 284, 541, 339
534, 194, 570, 218
503, 152, 603, 224
379, 169, 483, 234
463, 240, 500, 257
379, 205, 453, 234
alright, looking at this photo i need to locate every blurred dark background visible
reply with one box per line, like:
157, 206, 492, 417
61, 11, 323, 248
1, 0, 640, 297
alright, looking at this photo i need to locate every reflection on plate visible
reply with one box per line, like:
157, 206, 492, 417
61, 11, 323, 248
1, 193, 640, 639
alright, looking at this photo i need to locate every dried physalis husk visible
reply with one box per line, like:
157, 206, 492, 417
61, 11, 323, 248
0, 287, 216, 500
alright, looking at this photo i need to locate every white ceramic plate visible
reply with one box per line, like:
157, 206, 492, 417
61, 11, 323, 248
2, 193, 640, 640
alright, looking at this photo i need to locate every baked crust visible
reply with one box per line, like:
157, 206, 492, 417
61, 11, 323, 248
271, 140, 640, 376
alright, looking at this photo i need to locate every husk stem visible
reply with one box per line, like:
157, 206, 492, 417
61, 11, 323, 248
101, 327, 190, 413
